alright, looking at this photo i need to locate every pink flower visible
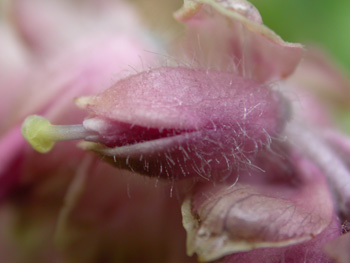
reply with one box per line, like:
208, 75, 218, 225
1, 0, 349, 262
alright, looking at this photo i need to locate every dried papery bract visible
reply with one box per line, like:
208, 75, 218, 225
182, 151, 335, 262
174, 0, 303, 82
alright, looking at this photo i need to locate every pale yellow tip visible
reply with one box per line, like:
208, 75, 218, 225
21, 115, 55, 153
74, 96, 94, 109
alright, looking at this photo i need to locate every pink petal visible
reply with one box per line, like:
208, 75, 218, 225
286, 123, 350, 219
321, 130, 350, 218
9, 0, 158, 125
322, 130, 350, 168
3, 0, 158, 132
0, 24, 31, 135
11, 0, 144, 57
182, 150, 335, 261
12, 0, 75, 55
288, 48, 350, 108
284, 48, 350, 128
7, 34, 155, 127
174, 0, 303, 82
79, 67, 288, 180
223, 216, 341, 263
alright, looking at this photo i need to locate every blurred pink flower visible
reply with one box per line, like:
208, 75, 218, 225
1, 0, 349, 263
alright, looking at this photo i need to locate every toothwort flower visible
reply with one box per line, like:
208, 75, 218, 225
1, 0, 349, 262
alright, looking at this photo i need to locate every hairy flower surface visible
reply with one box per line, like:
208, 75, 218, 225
1, 0, 349, 263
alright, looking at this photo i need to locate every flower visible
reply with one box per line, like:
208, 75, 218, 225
1, 0, 349, 263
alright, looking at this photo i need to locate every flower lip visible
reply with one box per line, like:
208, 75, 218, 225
83, 117, 198, 150
78, 65, 290, 158
82, 128, 202, 158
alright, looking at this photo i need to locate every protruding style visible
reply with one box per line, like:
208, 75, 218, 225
21, 115, 90, 153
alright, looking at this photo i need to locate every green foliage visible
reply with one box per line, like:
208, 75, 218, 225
250, 0, 350, 71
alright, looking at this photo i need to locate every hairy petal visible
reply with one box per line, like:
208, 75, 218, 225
182, 152, 335, 261
174, 0, 303, 82
79, 67, 285, 130
79, 67, 288, 180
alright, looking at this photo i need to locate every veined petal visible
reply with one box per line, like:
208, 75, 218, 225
182, 151, 335, 261
174, 0, 304, 82
223, 217, 340, 263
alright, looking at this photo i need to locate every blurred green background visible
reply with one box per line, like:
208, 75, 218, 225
249, 0, 350, 71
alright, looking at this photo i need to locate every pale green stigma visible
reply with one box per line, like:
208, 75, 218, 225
21, 115, 90, 153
